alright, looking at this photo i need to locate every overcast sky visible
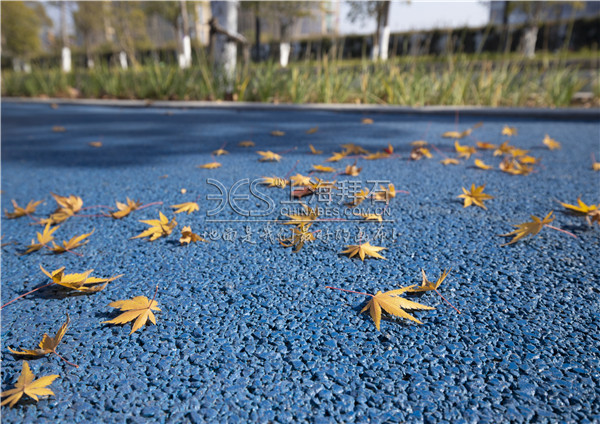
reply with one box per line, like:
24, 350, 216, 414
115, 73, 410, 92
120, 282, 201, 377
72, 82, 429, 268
340, 1, 491, 34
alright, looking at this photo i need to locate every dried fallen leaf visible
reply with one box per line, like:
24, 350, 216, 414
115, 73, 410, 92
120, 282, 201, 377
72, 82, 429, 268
363, 152, 390, 160
280, 223, 315, 252
8, 314, 78, 367
454, 141, 477, 159
5, 199, 43, 219
180, 226, 207, 244
132, 212, 176, 241
458, 184, 493, 209
197, 161, 222, 169
309, 144, 323, 155
440, 158, 460, 165
355, 213, 383, 222
40, 193, 83, 225
88, 141, 102, 148
499, 157, 532, 176
476, 141, 497, 150
52, 126, 66, 132
407, 269, 449, 293
560, 198, 599, 226
312, 164, 336, 173
361, 118, 373, 124
474, 159, 493, 170
542, 134, 561, 150
111, 198, 142, 219
260, 177, 288, 188
326, 152, 347, 162
411, 140, 429, 147
493, 141, 514, 156
345, 188, 370, 207
343, 162, 362, 176
257, 151, 282, 162
502, 126, 517, 136
341, 242, 386, 261
213, 148, 228, 156
290, 173, 312, 186
171, 202, 199, 215
410, 146, 432, 160
360, 287, 434, 329
271, 130, 285, 136
103, 288, 160, 334
1, 361, 59, 407
306, 127, 319, 134
373, 184, 396, 203
23, 223, 60, 254
50, 229, 94, 254
285, 204, 319, 225
442, 129, 471, 139
238, 140, 255, 147
40, 264, 122, 292
500, 211, 555, 246
341, 143, 369, 155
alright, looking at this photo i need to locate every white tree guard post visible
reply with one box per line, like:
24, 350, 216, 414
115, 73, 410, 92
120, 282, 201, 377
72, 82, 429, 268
62, 47, 72, 73
379, 26, 390, 61
179, 35, 192, 69
279, 42, 291, 68
119, 51, 128, 70
211, 1, 239, 93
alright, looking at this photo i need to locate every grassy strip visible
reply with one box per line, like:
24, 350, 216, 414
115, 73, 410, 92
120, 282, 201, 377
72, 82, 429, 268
2, 57, 598, 107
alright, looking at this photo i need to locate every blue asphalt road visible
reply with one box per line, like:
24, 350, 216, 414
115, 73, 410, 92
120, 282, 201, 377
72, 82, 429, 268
1, 102, 599, 423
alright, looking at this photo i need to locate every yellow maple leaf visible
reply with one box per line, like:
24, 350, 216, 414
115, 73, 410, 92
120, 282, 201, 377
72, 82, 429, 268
312, 164, 336, 173
355, 213, 383, 222
343, 162, 362, 176
40, 264, 122, 292
476, 141, 497, 150
474, 159, 493, 170
593, 160, 600, 171
40, 193, 83, 225
280, 223, 316, 252
8, 314, 78, 367
458, 184, 494, 209
1, 361, 59, 408
493, 141, 514, 156
212, 148, 228, 156
560, 198, 599, 226
499, 157, 532, 176
502, 126, 517, 136
132, 212, 177, 241
111, 198, 142, 219
50, 229, 94, 254
238, 140, 255, 147
407, 269, 450, 293
5, 199, 43, 219
542, 134, 561, 150
103, 289, 161, 334
23, 223, 60, 255
326, 152, 347, 162
271, 130, 285, 136
518, 155, 538, 165
373, 184, 396, 203
171, 202, 199, 215
341, 143, 369, 155
88, 141, 102, 148
260, 177, 288, 189
509, 147, 530, 157
180, 226, 207, 244
361, 287, 434, 329
52, 126, 66, 132
341, 242, 386, 261
290, 173, 312, 186
440, 158, 460, 165
361, 118, 373, 124
306, 126, 319, 134
345, 188, 370, 207
309, 144, 323, 155
411, 140, 429, 147
500, 211, 555, 246
363, 152, 390, 160
197, 161, 222, 169
257, 151, 282, 162
454, 140, 477, 159
410, 146, 432, 160
285, 204, 319, 225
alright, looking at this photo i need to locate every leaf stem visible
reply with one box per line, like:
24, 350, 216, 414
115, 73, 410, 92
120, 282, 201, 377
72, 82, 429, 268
81, 205, 113, 210
434, 289, 461, 314
325, 286, 373, 297
284, 160, 300, 179
1, 282, 56, 309
546, 225, 577, 238
53, 351, 79, 368
277, 146, 297, 155
137, 201, 163, 211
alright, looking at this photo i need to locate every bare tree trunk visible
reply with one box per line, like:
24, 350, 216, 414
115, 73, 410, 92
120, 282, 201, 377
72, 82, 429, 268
521, 25, 538, 58
279, 19, 291, 68
371, 7, 382, 60
210, 1, 239, 95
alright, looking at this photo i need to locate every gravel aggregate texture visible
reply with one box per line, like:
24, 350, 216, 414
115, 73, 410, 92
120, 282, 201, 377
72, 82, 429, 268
1, 101, 599, 423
